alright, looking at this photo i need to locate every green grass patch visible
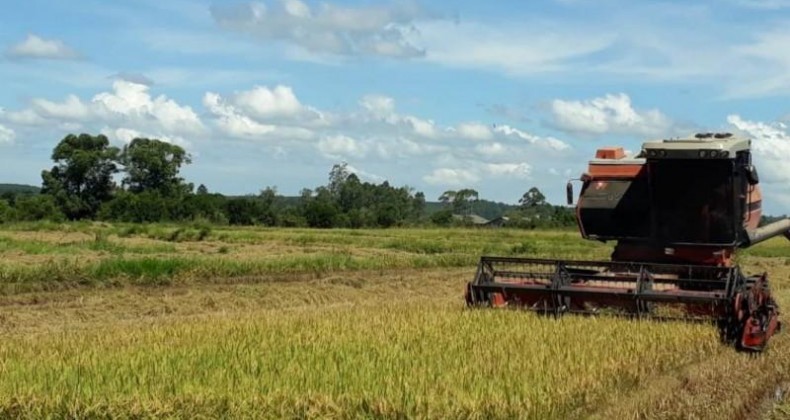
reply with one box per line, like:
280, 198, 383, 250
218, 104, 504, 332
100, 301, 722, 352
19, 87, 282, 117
0, 234, 175, 256
0, 253, 478, 293
0, 224, 613, 292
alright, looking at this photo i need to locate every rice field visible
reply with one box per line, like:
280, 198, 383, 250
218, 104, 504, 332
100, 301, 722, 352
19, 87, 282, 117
0, 222, 789, 419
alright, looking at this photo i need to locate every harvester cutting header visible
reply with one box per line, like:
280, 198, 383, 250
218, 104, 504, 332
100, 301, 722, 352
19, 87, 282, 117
466, 133, 786, 351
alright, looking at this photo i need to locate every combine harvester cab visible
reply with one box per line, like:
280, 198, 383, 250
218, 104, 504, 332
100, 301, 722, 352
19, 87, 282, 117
466, 133, 785, 352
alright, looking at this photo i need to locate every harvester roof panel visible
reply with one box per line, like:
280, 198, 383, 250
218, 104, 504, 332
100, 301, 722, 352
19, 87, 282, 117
642, 136, 751, 154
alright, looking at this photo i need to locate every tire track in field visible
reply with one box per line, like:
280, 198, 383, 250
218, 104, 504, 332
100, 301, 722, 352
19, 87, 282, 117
587, 297, 790, 419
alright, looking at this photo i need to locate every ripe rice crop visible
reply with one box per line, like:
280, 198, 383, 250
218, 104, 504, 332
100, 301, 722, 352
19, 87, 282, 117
0, 301, 721, 419
0, 224, 788, 418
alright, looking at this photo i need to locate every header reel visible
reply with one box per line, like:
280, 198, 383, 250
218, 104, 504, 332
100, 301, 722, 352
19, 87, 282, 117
465, 256, 781, 352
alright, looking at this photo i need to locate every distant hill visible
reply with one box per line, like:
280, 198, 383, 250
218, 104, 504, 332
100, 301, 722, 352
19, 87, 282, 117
0, 184, 40, 195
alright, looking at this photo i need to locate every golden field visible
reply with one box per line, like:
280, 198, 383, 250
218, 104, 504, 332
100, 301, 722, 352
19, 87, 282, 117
0, 222, 789, 419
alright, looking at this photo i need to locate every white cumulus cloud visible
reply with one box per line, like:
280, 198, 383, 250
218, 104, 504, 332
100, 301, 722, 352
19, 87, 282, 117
3, 81, 204, 150
423, 168, 480, 186
456, 122, 493, 141
355, 94, 439, 139
92, 81, 204, 134
0, 80, 578, 204
32, 95, 91, 120
726, 114, 790, 211
203, 90, 315, 141
317, 134, 367, 159
0, 124, 15, 144
360, 94, 396, 117
5, 34, 81, 60
231, 85, 318, 121
727, 115, 790, 184
484, 162, 532, 179
203, 92, 278, 138
550, 93, 673, 137
404, 116, 438, 138
1, 108, 48, 126
345, 164, 385, 183
493, 124, 571, 151
102, 127, 191, 148
475, 142, 506, 156
252, 90, 572, 189
24, 81, 204, 136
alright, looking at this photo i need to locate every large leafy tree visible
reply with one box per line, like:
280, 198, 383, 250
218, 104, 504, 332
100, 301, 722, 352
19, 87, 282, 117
412, 191, 426, 219
438, 190, 456, 207
449, 188, 479, 216
303, 187, 339, 228
328, 162, 352, 198
519, 187, 546, 208
119, 138, 192, 196
438, 189, 478, 215
41, 133, 119, 220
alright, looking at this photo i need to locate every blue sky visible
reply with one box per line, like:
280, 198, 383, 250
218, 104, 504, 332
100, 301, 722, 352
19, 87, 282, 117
1, 0, 789, 212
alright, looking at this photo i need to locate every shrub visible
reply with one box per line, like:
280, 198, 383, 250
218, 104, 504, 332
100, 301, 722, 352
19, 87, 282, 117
13, 195, 66, 222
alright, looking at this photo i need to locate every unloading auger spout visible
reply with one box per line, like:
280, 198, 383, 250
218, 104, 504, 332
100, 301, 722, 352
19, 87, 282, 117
466, 133, 784, 352
747, 218, 790, 246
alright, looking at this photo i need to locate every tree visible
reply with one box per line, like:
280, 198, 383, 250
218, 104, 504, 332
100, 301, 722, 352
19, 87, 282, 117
196, 184, 209, 195
453, 188, 479, 215
303, 187, 339, 228
178, 192, 227, 224
412, 191, 426, 220
328, 162, 351, 197
438, 190, 456, 207
14, 195, 65, 222
287, 163, 430, 229
257, 186, 279, 226
119, 138, 191, 196
0, 199, 15, 223
98, 190, 172, 223
338, 173, 364, 213
438, 189, 478, 215
41, 133, 119, 220
430, 209, 453, 226
224, 197, 268, 225
519, 187, 546, 208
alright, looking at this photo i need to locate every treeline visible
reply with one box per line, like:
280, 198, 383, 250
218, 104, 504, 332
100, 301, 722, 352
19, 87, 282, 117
0, 133, 577, 229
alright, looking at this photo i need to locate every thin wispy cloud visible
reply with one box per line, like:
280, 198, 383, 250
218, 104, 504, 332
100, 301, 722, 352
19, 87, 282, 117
211, 0, 429, 59
417, 20, 614, 76
5, 34, 82, 60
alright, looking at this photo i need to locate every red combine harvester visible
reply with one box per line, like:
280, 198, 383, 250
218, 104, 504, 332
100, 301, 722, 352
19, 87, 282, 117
466, 133, 786, 352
